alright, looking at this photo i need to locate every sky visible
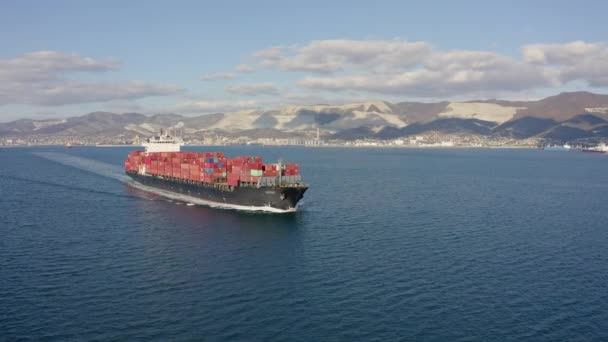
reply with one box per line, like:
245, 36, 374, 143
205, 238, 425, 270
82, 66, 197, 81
1, 0, 608, 122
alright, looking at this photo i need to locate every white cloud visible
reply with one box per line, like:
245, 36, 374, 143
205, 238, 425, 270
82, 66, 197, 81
103, 100, 148, 113
298, 50, 555, 97
225, 82, 279, 96
255, 39, 432, 73
199, 72, 235, 81
171, 100, 261, 114
523, 41, 608, 87
0, 51, 182, 106
245, 39, 608, 97
562, 60, 608, 87
522, 41, 604, 65
13, 81, 182, 106
235, 64, 255, 73
280, 92, 367, 106
0, 50, 118, 83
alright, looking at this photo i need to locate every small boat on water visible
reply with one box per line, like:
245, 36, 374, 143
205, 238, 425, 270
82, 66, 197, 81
581, 143, 608, 154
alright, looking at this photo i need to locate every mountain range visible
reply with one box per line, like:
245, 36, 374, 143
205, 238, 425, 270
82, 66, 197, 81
2, 92, 608, 143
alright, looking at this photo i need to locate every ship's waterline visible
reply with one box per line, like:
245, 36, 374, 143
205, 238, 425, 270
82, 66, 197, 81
126, 172, 306, 212
126, 179, 300, 213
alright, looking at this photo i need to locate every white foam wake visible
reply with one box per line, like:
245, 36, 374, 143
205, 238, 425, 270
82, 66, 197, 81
32, 152, 130, 182
127, 180, 298, 214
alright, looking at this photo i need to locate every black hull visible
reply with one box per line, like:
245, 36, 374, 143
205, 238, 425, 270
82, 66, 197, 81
126, 171, 307, 211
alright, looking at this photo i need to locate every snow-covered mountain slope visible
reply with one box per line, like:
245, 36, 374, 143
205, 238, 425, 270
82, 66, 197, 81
3, 92, 608, 139
206, 101, 406, 132
438, 102, 524, 124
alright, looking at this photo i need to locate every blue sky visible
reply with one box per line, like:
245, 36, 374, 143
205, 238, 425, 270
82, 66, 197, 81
1, 0, 608, 121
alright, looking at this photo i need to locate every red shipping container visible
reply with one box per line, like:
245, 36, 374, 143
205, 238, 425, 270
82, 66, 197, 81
283, 169, 300, 176
204, 152, 224, 158
248, 162, 262, 170
263, 170, 279, 177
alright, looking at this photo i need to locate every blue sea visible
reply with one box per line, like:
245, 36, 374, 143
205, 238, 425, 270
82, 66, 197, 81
1, 146, 608, 341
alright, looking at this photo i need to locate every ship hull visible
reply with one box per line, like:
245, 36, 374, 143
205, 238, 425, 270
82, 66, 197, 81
126, 171, 307, 211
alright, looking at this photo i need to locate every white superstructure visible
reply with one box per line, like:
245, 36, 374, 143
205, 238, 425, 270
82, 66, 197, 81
142, 130, 183, 153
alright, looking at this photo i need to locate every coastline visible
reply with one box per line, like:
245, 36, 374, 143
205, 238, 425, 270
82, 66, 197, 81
1, 143, 540, 150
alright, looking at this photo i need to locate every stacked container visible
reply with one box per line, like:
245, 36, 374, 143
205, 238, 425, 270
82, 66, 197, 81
125, 151, 301, 187
201, 152, 226, 183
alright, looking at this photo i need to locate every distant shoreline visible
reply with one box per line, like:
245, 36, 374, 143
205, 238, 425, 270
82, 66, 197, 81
1, 144, 539, 150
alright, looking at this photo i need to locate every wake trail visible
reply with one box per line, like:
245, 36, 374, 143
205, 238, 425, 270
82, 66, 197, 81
32, 152, 130, 182
3, 174, 140, 200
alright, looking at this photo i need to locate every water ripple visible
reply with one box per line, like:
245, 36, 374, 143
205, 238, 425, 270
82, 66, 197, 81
2, 147, 608, 341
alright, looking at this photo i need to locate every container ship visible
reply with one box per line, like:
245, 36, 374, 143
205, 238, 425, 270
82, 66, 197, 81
125, 133, 308, 212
